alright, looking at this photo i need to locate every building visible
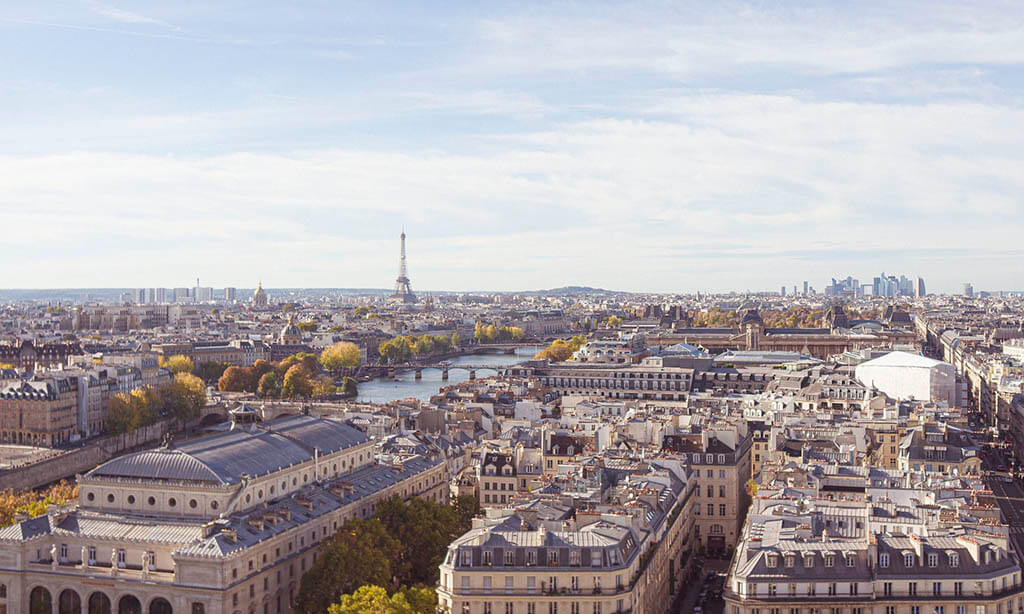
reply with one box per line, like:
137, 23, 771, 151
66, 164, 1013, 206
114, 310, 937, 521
0, 414, 448, 613
662, 424, 752, 555
0, 341, 83, 372
437, 459, 694, 614
224, 287, 237, 302
855, 351, 957, 406
0, 375, 78, 446
724, 498, 1023, 614
252, 282, 268, 309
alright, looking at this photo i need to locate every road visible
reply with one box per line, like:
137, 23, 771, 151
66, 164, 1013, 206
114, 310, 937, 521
982, 441, 1024, 557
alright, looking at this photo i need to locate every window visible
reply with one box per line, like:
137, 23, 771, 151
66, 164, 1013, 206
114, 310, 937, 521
767, 555, 778, 569
934, 582, 942, 596
905, 553, 915, 567
707, 504, 714, 516
846, 554, 856, 567
828, 583, 836, 596
804, 554, 814, 568
955, 582, 963, 596
88, 546, 96, 565
883, 582, 892, 597
785, 555, 794, 568
950, 553, 960, 567
929, 553, 939, 567
909, 582, 917, 596
768, 584, 777, 596
788, 584, 796, 597
879, 553, 889, 568
484, 551, 493, 565
824, 554, 834, 567
506, 550, 515, 565
849, 583, 858, 596
117, 549, 126, 568
548, 551, 558, 565
707, 485, 714, 497
720, 504, 726, 516
719, 485, 726, 497
591, 549, 601, 567
461, 550, 471, 566
808, 584, 816, 596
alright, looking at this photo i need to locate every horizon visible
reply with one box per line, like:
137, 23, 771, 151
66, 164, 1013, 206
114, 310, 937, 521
2, 1, 1023, 292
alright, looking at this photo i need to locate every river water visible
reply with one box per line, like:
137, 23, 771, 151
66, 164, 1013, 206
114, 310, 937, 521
356, 346, 541, 404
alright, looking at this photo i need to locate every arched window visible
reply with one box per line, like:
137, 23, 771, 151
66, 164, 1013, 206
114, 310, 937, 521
149, 597, 173, 614
118, 595, 142, 614
30, 587, 53, 614
59, 589, 82, 614
88, 592, 112, 614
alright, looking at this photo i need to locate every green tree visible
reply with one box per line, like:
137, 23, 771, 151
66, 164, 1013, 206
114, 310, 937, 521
450, 331, 460, 349
195, 361, 229, 382
312, 376, 338, 399
296, 518, 402, 613
340, 377, 358, 397
320, 342, 362, 371
161, 354, 194, 375
297, 320, 318, 333
257, 372, 280, 398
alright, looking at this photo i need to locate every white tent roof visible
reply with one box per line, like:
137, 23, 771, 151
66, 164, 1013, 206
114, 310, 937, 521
858, 351, 946, 369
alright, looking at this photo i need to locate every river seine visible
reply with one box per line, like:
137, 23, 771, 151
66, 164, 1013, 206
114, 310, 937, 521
356, 346, 541, 404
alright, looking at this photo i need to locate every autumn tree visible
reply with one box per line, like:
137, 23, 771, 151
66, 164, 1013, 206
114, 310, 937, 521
534, 334, 587, 362
218, 366, 254, 392
281, 365, 313, 399
296, 320, 318, 333
161, 354, 194, 375
312, 376, 338, 399
320, 342, 362, 372
162, 372, 207, 423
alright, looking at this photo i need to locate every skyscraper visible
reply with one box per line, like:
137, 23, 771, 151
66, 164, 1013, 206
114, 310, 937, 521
915, 277, 926, 298
963, 283, 974, 297
392, 229, 417, 303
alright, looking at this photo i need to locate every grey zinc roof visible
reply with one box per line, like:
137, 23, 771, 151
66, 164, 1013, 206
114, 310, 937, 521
88, 415, 368, 485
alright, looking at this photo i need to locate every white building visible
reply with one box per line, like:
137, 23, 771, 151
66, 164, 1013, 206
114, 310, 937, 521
855, 351, 957, 406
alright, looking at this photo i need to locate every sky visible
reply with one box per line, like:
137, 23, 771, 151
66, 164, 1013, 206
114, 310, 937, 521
1, 1, 1023, 294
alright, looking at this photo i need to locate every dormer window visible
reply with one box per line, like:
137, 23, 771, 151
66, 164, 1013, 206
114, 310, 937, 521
804, 554, 815, 568
879, 553, 889, 568
505, 550, 515, 565
483, 551, 493, 565
548, 550, 558, 565
905, 553, 915, 567
824, 554, 835, 567
527, 550, 537, 566
706, 454, 714, 464
785, 555, 794, 568
949, 553, 959, 567
570, 550, 580, 566
766, 554, 778, 568
928, 553, 938, 568
846, 554, 856, 567
461, 550, 471, 566
692, 454, 700, 463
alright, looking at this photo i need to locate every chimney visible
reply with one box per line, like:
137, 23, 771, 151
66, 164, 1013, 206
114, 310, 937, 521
221, 527, 238, 543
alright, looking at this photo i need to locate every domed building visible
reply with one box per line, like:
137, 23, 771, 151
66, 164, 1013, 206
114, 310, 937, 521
252, 281, 268, 309
279, 314, 302, 345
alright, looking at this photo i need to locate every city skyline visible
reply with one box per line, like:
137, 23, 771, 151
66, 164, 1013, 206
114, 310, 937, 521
2, 1, 1023, 292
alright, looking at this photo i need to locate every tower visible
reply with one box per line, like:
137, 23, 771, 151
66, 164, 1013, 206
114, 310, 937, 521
392, 229, 417, 303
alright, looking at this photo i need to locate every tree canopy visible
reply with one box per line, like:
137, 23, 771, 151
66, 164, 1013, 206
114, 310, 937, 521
473, 322, 524, 343
327, 585, 435, 614
534, 334, 588, 362
160, 354, 194, 375
320, 342, 362, 371
296, 495, 477, 614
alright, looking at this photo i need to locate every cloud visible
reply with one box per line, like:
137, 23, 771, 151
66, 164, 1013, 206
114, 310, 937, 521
84, 1, 180, 30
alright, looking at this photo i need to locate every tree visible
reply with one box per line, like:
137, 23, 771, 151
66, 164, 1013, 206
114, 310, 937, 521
450, 332, 460, 349
340, 377, 358, 397
604, 315, 622, 328
328, 585, 435, 614
251, 360, 273, 384
257, 372, 280, 398
218, 366, 254, 392
297, 320, 318, 333
162, 372, 207, 423
320, 342, 362, 372
105, 393, 135, 435
312, 376, 338, 399
195, 361, 229, 383
161, 354, 194, 375
746, 478, 758, 497
295, 518, 401, 613
534, 335, 587, 362
0, 480, 78, 528
281, 365, 313, 399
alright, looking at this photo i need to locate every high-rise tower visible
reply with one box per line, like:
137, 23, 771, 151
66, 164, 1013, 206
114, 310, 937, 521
393, 229, 417, 303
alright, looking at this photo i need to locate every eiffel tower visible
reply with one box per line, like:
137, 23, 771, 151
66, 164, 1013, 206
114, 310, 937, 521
392, 229, 417, 303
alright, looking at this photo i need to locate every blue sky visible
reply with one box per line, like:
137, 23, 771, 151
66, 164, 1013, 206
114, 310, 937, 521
2, 1, 1023, 293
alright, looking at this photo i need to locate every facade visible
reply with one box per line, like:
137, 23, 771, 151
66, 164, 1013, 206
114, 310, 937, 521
510, 360, 695, 402
0, 375, 78, 446
437, 459, 695, 614
0, 341, 82, 372
0, 414, 448, 613
725, 499, 1023, 614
